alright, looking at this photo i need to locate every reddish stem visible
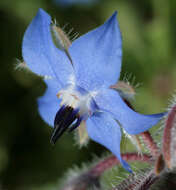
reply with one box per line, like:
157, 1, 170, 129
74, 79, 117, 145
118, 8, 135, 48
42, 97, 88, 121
162, 105, 176, 169
140, 131, 159, 157
90, 153, 152, 177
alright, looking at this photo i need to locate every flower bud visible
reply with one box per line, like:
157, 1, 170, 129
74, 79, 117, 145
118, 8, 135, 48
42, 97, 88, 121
51, 24, 73, 65
110, 81, 136, 101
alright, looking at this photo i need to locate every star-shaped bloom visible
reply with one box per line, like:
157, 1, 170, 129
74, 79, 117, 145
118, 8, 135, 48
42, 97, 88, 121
22, 9, 165, 172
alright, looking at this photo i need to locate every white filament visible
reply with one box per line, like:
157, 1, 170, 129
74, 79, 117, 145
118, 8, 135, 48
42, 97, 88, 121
57, 87, 93, 117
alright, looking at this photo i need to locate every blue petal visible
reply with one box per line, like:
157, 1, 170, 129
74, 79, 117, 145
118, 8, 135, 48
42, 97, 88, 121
38, 79, 61, 127
69, 12, 122, 91
95, 88, 166, 134
22, 9, 73, 87
86, 112, 132, 172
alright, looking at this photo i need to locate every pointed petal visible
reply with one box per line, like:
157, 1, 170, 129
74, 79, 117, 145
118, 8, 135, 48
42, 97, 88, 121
22, 9, 73, 87
38, 79, 61, 127
69, 12, 122, 91
86, 112, 131, 172
95, 88, 166, 134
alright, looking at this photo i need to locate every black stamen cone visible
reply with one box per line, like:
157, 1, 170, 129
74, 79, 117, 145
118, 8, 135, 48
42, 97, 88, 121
50, 106, 79, 145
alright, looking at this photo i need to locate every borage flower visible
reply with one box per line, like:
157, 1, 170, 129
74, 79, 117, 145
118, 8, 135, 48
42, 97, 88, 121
22, 9, 165, 172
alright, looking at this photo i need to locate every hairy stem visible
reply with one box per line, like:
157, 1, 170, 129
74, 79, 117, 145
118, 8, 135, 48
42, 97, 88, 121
112, 169, 158, 190
140, 131, 159, 157
90, 153, 152, 177
162, 105, 176, 169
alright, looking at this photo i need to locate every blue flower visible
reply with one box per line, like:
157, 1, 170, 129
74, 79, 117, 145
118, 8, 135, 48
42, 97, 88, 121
22, 9, 165, 172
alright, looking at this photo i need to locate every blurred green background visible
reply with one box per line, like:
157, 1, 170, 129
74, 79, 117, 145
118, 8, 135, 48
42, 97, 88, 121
0, 0, 176, 189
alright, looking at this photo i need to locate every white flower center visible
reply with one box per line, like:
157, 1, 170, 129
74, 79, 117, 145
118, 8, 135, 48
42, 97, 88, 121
57, 86, 96, 119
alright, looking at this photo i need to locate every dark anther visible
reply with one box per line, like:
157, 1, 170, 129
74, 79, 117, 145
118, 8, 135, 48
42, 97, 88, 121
50, 106, 80, 145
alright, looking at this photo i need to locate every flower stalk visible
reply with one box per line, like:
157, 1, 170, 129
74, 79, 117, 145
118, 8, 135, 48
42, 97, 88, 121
89, 153, 152, 177
140, 131, 159, 158
60, 153, 152, 190
162, 105, 176, 169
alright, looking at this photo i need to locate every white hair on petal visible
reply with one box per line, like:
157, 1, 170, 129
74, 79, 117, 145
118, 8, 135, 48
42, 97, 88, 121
15, 59, 29, 71
68, 74, 76, 86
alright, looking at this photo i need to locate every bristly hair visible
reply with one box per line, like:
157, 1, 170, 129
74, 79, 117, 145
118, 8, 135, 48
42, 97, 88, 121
14, 59, 29, 71
122, 72, 141, 91
15, 59, 53, 80
57, 153, 112, 190
52, 18, 79, 43
111, 168, 158, 190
